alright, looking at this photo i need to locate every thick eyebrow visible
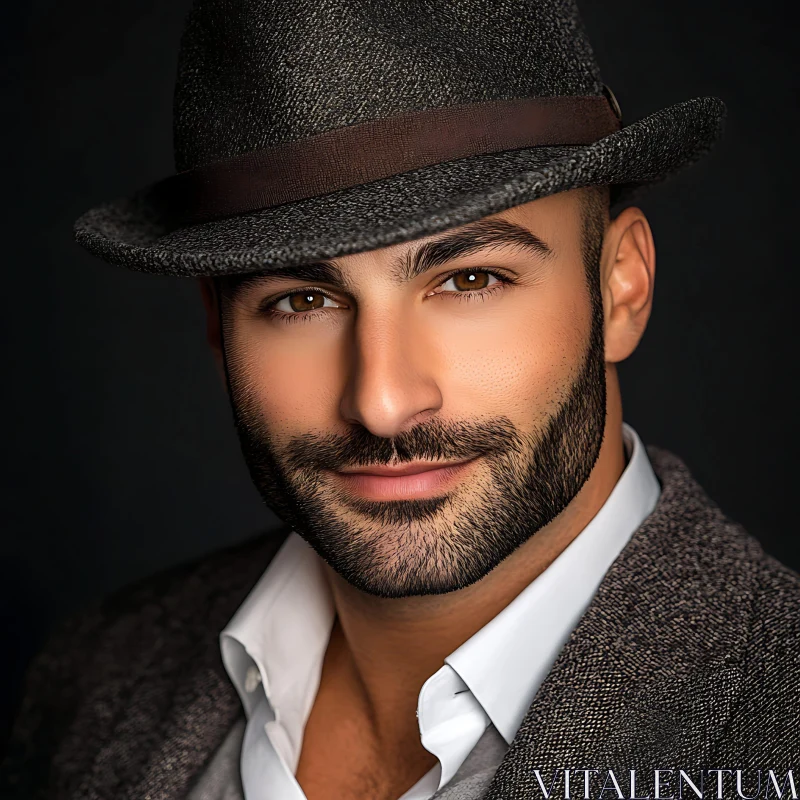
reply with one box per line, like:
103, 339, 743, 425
220, 218, 553, 302
391, 218, 554, 283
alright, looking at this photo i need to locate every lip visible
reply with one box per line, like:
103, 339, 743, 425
331, 458, 478, 501
338, 460, 470, 477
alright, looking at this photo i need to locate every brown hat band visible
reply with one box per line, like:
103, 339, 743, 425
149, 93, 622, 229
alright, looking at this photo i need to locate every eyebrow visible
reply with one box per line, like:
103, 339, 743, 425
391, 218, 554, 283
221, 218, 553, 301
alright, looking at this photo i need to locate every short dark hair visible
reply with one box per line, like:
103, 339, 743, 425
578, 184, 611, 337
579, 184, 610, 272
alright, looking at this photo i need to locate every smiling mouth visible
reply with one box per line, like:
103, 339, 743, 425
330, 458, 479, 501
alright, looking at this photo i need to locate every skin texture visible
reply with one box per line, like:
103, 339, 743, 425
198, 187, 656, 800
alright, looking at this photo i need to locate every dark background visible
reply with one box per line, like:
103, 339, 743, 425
1, 0, 798, 750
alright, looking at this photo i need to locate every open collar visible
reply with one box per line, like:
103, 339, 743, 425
220, 535, 334, 772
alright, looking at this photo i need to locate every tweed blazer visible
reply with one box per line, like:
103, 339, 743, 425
2, 447, 799, 799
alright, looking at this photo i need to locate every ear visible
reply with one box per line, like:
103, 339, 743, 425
197, 277, 227, 384
600, 206, 656, 364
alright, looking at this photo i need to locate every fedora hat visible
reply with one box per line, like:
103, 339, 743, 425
73, 0, 725, 278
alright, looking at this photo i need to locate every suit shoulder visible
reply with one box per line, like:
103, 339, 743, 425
100, 525, 290, 619
748, 549, 800, 667
46, 525, 290, 684
0, 527, 289, 799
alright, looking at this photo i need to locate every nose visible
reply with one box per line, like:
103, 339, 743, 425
339, 305, 443, 439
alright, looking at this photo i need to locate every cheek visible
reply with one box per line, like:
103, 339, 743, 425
226, 321, 346, 432
432, 283, 591, 423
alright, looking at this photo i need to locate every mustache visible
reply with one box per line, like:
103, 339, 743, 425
282, 416, 525, 473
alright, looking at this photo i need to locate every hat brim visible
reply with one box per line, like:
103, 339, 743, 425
73, 97, 725, 278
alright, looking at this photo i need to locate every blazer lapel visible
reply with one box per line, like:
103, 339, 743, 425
483, 447, 761, 799
129, 654, 242, 800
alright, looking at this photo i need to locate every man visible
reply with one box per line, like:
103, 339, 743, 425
3, 0, 798, 798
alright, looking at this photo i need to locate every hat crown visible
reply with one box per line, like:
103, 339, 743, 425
173, 0, 605, 172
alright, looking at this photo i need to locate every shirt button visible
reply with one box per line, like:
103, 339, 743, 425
245, 666, 262, 693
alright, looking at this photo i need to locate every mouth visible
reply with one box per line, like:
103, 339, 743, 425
330, 458, 479, 501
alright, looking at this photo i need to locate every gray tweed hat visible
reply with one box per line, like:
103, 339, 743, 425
73, 0, 726, 279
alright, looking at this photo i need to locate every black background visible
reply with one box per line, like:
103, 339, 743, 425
1, 0, 798, 749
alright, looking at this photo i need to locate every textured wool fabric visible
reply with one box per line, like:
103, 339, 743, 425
173, 0, 606, 168
71, 0, 726, 277
2, 447, 798, 800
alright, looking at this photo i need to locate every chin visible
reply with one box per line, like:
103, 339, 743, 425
303, 516, 506, 598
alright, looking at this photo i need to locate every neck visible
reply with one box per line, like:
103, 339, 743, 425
320, 373, 627, 742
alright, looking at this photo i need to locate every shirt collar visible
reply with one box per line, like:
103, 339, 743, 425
444, 422, 661, 743
220, 533, 335, 766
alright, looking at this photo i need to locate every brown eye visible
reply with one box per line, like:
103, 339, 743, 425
288, 292, 325, 311
451, 271, 491, 291
271, 290, 344, 316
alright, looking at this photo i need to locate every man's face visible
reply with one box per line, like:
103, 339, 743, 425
216, 189, 608, 597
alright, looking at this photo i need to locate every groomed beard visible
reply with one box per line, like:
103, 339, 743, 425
219, 256, 607, 598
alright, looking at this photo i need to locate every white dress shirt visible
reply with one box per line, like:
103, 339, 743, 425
220, 422, 661, 800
